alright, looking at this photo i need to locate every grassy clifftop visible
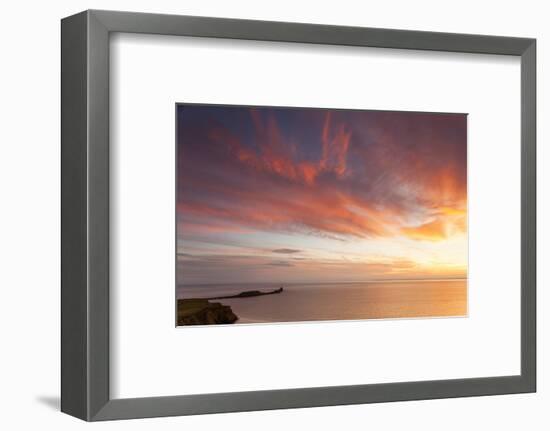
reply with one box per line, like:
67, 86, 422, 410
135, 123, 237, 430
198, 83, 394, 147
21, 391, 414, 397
177, 299, 238, 325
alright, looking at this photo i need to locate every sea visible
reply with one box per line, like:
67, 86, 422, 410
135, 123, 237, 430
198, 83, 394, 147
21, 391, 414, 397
177, 279, 467, 324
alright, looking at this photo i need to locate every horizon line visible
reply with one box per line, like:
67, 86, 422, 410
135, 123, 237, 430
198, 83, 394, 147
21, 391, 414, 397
178, 276, 468, 288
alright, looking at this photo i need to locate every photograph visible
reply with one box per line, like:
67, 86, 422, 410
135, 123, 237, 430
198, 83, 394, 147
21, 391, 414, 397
176, 104, 467, 325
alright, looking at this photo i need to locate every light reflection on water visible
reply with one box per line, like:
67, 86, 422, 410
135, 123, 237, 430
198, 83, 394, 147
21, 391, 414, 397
177, 280, 467, 324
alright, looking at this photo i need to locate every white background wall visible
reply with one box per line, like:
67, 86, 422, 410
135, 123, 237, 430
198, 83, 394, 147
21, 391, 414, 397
0, 0, 547, 429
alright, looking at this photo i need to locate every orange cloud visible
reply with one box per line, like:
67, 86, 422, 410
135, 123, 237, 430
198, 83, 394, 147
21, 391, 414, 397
178, 106, 466, 243
321, 112, 351, 176
401, 205, 466, 241
401, 219, 448, 241
212, 110, 353, 187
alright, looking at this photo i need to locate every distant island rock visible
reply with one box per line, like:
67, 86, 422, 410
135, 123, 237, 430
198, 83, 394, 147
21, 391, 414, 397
177, 299, 238, 325
202, 287, 284, 300
177, 287, 284, 325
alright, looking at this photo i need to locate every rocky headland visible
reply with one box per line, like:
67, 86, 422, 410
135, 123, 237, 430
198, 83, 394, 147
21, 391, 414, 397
202, 287, 283, 300
177, 287, 284, 325
177, 299, 238, 325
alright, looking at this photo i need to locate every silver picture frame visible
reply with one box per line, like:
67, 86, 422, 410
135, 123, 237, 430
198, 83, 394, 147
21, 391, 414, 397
61, 9, 536, 421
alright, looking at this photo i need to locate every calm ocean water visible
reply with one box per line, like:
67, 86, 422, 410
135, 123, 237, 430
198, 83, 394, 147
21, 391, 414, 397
177, 280, 467, 324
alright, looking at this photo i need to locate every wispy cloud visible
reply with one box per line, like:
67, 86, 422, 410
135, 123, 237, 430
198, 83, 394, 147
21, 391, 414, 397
178, 107, 466, 243
176, 252, 466, 284
177, 252, 195, 257
266, 261, 294, 267
272, 248, 302, 254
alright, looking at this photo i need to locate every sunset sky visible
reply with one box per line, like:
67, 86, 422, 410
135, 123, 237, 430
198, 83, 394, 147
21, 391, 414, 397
177, 105, 467, 285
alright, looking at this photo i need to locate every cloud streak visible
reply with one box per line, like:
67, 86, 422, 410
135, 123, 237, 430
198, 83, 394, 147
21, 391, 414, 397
177, 106, 466, 243
176, 251, 466, 285
272, 248, 302, 254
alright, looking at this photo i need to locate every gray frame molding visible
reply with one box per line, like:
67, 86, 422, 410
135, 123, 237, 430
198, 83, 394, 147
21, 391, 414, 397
61, 9, 536, 421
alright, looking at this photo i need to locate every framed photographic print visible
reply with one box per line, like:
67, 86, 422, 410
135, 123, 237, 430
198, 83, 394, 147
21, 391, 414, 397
61, 9, 536, 421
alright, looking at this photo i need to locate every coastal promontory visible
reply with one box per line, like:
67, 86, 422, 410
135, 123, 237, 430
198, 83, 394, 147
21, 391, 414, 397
177, 287, 284, 325
177, 299, 238, 325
